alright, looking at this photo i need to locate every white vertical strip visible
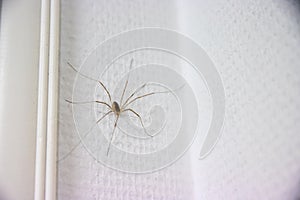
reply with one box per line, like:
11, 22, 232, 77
45, 0, 60, 199
0, 1, 40, 200
34, 0, 50, 199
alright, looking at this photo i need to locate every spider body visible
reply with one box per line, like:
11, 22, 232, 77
112, 101, 121, 115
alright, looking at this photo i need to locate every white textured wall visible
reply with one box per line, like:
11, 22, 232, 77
178, 0, 300, 199
58, 1, 194, 200
58, 0, 300, 200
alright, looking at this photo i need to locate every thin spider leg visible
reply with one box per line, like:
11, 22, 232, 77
122, 92, 155, 109
106, 115, 120, 156
120, 58, 134, 105
122, 82, 148, 107
122, 84, 186, 109
57, 111, 113, 162
123, 108, 153, 137
98, 82, 112, 103
65, 99, 111, 109
67, 61, 112, 103
120, 80, 128, 105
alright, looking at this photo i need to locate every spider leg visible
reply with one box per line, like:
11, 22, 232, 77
123, 108, 153, 137
65, 99, 111, 109
121, 82, 148, 107
119, 58, 134, 105
107, 115, 120, 156
57, 110, 113, 162
67, 61, 112, 103
122, 84, 186, 109
97, 81, 112, 103
122, 92, 155, 109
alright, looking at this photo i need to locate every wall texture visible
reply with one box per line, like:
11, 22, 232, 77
58, 0, 195, 200
58, 0, 300, 199
178, 0, 300, 199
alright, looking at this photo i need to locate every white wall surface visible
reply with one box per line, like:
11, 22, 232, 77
57, 0, 299, 199
178, 0, 300, 199
0, 0, 299, 200
58, 1, 196, 200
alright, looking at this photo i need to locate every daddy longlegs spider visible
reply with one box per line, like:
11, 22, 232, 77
62, 58, 183, 160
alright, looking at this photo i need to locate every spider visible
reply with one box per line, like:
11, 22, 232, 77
64, 58, 173, 157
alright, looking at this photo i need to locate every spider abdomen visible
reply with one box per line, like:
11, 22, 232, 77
112, 101, 121, 114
